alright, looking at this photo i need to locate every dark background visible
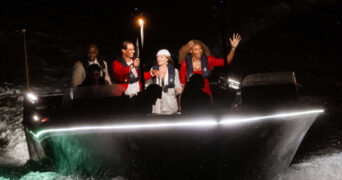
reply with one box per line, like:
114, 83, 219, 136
1, 0, 340, 90
1, 0, 341, 162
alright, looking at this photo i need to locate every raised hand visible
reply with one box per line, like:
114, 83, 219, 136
133, 58, 140, 68
151, 69, 160, 77
175, 87, 182, 94
229, 33, 242, 48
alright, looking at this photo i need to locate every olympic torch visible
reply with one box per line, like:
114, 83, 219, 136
135, 18, 144, 58
138, 18, 144, 48
137, 17, 145, 90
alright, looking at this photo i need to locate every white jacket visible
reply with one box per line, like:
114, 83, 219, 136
151, 68, 182, 115
72, 60, 112, 87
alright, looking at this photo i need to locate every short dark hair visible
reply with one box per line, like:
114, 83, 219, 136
121, 41, 133, 50
88, 43, 98, 49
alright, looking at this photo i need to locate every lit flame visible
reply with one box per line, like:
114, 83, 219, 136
138, 18, 144, 26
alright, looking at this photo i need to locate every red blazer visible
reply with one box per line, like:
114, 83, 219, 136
179, 56, 224, 95
112, 59, 152, 92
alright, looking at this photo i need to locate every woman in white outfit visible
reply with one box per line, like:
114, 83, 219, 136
150, 49, 182, 114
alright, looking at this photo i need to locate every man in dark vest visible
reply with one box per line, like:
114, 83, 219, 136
112, 41, 158, 97
72, 43, 112, 87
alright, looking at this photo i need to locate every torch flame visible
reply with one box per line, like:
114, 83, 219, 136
138, 18, 144, 26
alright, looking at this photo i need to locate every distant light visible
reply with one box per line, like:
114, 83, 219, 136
26, 92, 38, 103
41, 118, 49, 123
220, 109, 324, 125
228, 78, 240, 85
228, 78, 240, 90
32, 114, 40, 122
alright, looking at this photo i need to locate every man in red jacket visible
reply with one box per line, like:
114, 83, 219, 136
112, 41, 157, 97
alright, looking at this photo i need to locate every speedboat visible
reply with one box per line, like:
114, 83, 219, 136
23, 71, 323, 179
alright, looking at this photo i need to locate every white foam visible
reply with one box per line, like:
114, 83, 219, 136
280, 152, 342, 180
0, 88, 29, 166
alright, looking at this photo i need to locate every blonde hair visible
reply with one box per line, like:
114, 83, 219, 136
178, 40, 211, 63
167, 56, 174, 66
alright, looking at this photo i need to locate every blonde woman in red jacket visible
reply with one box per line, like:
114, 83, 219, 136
178, 34, 241, 97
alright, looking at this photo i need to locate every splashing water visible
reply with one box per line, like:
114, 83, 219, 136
280, 152, 342, 180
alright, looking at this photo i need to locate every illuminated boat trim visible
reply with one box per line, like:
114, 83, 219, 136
30, 109, 324, 140
31, 119, 218, 139
219, 109, 324, 125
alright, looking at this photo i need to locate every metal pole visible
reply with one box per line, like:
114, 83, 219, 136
22, 29, 30, 89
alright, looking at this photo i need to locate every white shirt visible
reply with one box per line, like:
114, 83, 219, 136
152, 68, 182, 114
88, 58, 103, 77
125, 60, 140, 97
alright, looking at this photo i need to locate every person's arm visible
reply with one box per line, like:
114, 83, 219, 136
145, 66, 161, 80
131, 58, 156, 80
144, 71, 153, 80
174, 69, 182, 94
112, 60, 131, 82
103, 61, 112, 85
226, 33, 242, 65
179, 60, 187, 90
71, 61, 86, 87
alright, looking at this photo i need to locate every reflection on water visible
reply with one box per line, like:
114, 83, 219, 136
19, 172, 60, 180
0, 171, 127, 180
49, 135, 125, 177
1, 152, 341, 179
